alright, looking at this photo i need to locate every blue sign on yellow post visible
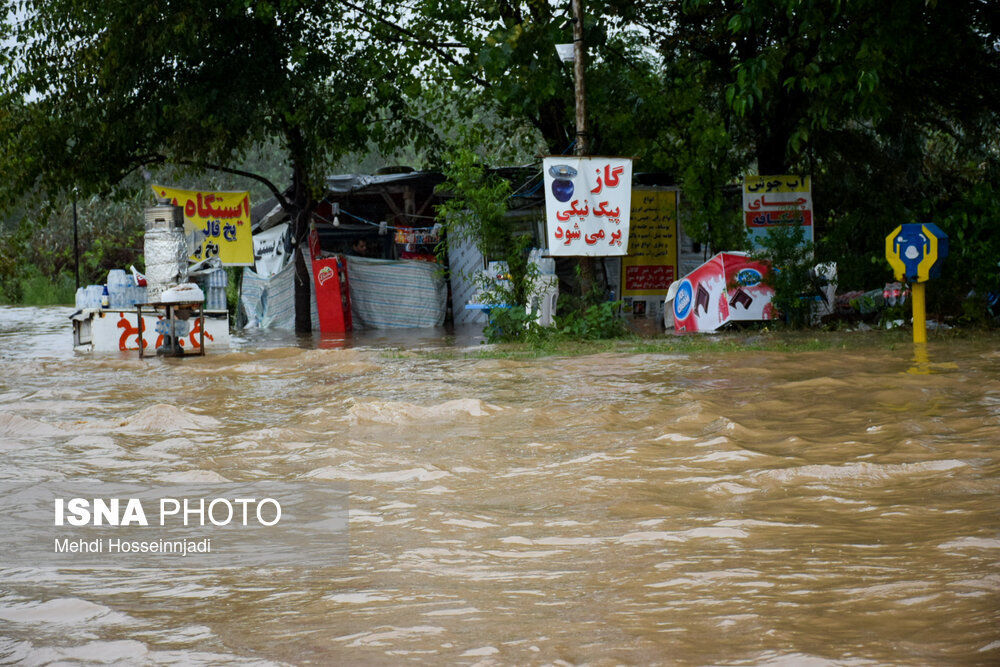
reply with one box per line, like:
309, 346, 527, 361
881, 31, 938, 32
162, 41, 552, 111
886, 223, 949, 283
886, 223, 948, 344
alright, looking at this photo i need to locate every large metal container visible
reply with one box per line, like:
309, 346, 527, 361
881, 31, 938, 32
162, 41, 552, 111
143, 203, 188, 302
144, 203, 184, 232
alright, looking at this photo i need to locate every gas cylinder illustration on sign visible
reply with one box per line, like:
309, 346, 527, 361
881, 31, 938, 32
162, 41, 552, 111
548, 164, 577, 202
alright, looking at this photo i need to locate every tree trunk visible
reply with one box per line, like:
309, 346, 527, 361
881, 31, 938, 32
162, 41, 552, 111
573, 0, 597, 298
290, 163, 313, 334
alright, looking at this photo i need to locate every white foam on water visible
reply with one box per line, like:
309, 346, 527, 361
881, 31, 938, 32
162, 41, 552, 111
349, 509, 384, 524
417, 485, 454, 495
341, 625, 446, 647
380, 501, 417, 511
618, 527, 748, 544
938, 536, 1000, 550
0, 598, 131, 626
0, 413, 63, 437
461, 646, 499, 657
19, 640, 149, 665
117, 404, 220, 433
693, 449, 764, 463
706, 482, 758, 495
754, 459, 966, 485
654, 433, 697, 442
308, 466, 450, 483
327, 592, 392, 604
531, 536, 606, 546
752, 651, 872, 667
157, 470, 231, 483
349, 398, 500, 425
424, 606, 480, 616
716, 519, 814, 528
484, 550, 564, 559
240, 427, 308, 442
444, 519, 498, 529
65, 434, 117, 448
954, 575, 1000, 591
545, 452, 614, 468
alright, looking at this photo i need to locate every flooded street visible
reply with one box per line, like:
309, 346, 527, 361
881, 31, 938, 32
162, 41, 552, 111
1, 305, 998, 665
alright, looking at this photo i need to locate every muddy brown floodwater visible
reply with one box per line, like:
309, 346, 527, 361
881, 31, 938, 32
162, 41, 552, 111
1, 305, 998, 665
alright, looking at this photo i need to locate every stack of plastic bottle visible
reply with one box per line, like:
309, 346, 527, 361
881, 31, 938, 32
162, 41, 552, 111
75, 285, 105, 310
205, 268, 228, 311
107, 270, 130, 309
73, 271, 149, 310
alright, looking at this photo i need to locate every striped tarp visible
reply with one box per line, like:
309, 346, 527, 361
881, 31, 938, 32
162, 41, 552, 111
346, 257, 447, 329
240, 261, 295, 330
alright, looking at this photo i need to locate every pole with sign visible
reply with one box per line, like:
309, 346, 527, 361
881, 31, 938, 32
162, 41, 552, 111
885, 223, 948, 344
543, 157, 632, 257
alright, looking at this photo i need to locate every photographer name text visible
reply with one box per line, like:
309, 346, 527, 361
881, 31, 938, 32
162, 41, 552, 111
54, 537, 211, 556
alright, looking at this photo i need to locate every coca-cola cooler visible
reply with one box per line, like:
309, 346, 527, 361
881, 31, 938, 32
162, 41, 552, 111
309, 231, 352, 334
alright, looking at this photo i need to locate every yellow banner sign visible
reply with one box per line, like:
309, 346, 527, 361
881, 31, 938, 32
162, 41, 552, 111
152, 185, 253, 266
622, 189, 679, 297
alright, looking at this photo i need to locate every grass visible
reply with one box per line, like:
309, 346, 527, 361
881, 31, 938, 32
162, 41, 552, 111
0, 273, 76, 306
392, 325, 1000, 362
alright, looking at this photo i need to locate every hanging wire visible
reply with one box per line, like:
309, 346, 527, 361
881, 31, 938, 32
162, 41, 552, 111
312, 207, 412, 233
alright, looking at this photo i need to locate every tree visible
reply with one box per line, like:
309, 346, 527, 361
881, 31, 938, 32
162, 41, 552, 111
642, 0, 1000, 293
0, 0, 414, 331
351, 1, 669, 160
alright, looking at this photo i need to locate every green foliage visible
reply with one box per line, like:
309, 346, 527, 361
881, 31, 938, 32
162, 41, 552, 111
434, 131, 546, 342
554, 297, 629, 341
2, 0, 999, 330
0, 195, 144, 305
548, 272, 627, 341
924, 166, 1000, 319
753, 222, 815, 328
2, 270, 76, 306
435, 138, 515, 264
0, 0, 409, 202
482, 306, 538, 344
655, 0, 999, 297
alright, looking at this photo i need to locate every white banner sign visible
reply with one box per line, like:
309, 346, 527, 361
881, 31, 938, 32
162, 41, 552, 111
543, 157, 632, 256
252, 222, 293, 279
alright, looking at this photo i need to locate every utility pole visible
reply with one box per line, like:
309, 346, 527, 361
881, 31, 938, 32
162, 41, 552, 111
72, 192, 80, 290
571, 0, 596, 295
572, 0, 587, 156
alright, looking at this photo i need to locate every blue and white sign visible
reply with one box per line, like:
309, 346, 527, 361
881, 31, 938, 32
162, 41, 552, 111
673, 280, 693, 320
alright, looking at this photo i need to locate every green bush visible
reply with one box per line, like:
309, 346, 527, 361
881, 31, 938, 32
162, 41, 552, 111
553, 278, 629, 340
0, 196, 144, 305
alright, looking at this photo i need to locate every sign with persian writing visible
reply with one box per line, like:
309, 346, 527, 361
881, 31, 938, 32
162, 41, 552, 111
621, 188, 679, 298
543, 157, 632, 256
152, 185, 253, 266
742, 175, 813, 248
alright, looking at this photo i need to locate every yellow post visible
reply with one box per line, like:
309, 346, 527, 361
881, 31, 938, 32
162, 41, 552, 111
908, 342, 930, 375
911, 281, 927, 344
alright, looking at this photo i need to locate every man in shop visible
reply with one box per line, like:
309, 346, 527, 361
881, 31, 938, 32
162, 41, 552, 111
350, 237, 369, 257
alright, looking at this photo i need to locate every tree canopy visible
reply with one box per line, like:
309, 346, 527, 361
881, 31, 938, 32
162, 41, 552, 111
2, 0, 422, 328
2, 0, 999, 314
